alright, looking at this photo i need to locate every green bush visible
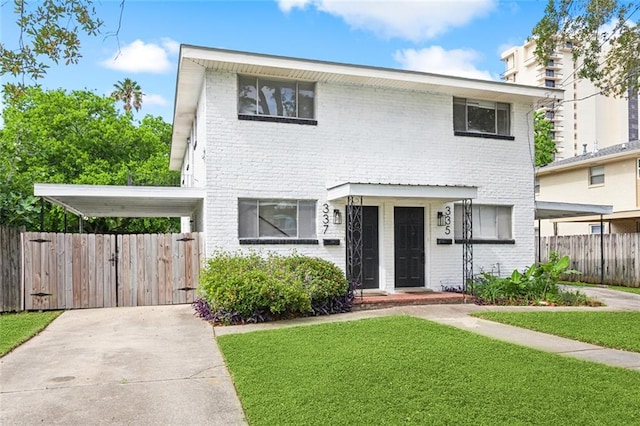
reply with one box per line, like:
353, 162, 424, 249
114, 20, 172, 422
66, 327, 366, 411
468, 252, 584, 305
197, 251, 349, 324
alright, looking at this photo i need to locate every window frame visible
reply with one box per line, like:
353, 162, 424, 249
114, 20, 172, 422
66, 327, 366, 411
534, 177, 540, 194
589, 165, 605, 186
453, 97, 514, 140
453, 204, 514, 244
237, 75, 317, 125
589, 224, 603, 234
238, 198, 318, 244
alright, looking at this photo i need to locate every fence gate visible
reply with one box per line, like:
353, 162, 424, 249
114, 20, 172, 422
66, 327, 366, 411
22, 232, 203, 310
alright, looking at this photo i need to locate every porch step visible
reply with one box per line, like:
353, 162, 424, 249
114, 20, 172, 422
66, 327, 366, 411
352, 291, 471, 311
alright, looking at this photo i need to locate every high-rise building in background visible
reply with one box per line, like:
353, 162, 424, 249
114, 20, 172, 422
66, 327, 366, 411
501, 39, 638, 161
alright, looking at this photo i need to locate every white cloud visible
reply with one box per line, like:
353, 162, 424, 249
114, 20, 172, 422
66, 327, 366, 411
143, 93, 169, 107
394, 46, 494, 80
100, 38, 179, 73
276, 0, 496, 41
278, 0, 311, 12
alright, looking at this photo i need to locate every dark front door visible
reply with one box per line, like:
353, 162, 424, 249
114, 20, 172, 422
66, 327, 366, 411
394, 207, 425, 288
362, 206, 379, 289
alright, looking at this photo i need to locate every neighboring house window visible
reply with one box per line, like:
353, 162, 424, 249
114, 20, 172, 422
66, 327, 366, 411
589, 165, 605, 185
453, 97, 511, 137
590, 224, 603, 234
238, 76, 315, 119
454, 205, 513, 241
546, 69, 555, 77
534, 177, 540, 194
238, 199, 316, 239
637, 158, 640, 179
545, 79, 555, 88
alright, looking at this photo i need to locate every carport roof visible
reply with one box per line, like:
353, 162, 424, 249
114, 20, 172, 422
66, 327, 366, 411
34, 184, 205, 218
534, 201, 613, 220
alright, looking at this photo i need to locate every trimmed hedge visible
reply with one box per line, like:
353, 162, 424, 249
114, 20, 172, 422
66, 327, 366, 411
194, 251, 352, 324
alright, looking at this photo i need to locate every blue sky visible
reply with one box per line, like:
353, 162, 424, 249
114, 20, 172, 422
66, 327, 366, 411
1, 0, 549, 123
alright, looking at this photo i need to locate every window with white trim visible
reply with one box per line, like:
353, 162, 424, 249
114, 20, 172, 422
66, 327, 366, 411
534, 177, 540, 194
239, 199, 316, 239
589, 165, 604, 185
453, 97, 511, 136
589, 224, 603, 234
238, 76, 315, 119
454, 205, 513, 240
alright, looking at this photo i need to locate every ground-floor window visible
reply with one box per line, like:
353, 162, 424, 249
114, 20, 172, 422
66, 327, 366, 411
454, 204, 513, 240
238, 199, 316, 239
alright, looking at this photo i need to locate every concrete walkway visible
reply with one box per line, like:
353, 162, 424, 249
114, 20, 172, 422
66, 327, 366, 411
216, 286, 640, 371
1, 287, 638, 426
0, 305, 247, 426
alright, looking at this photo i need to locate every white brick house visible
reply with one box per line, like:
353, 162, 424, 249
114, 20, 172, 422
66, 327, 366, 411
170, 45, 562, 293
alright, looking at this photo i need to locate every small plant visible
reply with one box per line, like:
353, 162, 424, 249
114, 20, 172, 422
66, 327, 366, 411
194, 251, 350, 325
468, 253, 589, 306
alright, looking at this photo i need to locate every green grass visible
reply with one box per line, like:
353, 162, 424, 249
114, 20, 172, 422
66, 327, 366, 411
218, 315, 640, 426
473, 311, 640, 353
0, 311, 62, 356
562, 281, 640, 295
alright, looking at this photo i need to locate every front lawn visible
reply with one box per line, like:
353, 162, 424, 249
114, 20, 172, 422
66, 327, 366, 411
473, 311, 640, 353
562, 281, 640, 295
0, 311, 62, 356
217, 315, 640, 425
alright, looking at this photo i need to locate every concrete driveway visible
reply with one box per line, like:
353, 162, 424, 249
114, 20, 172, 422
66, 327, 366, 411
0, 305, 247, 425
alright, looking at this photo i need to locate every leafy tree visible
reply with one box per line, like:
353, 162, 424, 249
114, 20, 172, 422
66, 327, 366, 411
0, 0, 104, 101
534, 110, 557, 167
0, 87, 180, 233
111, 78, 144, 112
532, 0, 639, 97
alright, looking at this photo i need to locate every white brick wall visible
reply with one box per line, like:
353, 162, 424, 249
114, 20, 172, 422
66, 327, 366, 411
189, 69, 536, 290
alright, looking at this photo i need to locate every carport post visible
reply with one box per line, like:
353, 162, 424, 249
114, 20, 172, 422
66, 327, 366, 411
600, 214, 604, 285
537, 219, 541, 264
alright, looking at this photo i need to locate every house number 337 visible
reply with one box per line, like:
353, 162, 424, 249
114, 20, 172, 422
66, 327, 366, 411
322, 203, 330, 234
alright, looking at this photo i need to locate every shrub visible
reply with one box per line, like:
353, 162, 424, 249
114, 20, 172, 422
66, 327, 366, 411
194, 251, 350, 324
468, 253, 587, 306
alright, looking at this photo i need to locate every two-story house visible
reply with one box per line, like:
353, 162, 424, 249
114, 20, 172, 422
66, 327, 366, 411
536, 140, 640, 236
170, 45, 559, 292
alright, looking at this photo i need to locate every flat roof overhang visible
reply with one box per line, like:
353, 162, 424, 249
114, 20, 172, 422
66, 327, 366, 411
534, 201, 613, 220
552, 209, 639, 223
327, 183, 478, 202
34, 184, 205, 218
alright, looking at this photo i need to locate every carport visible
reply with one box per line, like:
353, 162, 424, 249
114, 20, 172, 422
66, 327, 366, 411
534, 201, 613, 284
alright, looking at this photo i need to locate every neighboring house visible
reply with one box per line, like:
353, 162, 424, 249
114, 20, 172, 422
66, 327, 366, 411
501, 39, 638, 161
536, 140, 640, 236
168, 45, 558, 292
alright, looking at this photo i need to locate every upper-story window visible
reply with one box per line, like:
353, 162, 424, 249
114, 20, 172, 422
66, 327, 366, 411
453, 97, 511, 137
238, 76, 315, 120
637, 158, 640, 179
589, 165, 604, 185
534, 177, 540, 194
545, 79, 556, 88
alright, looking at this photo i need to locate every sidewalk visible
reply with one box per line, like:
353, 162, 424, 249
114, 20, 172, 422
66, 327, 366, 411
215, 287, 640, 371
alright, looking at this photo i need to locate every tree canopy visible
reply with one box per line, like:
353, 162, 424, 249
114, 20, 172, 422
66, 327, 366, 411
0, 0, 106, 101
111, 78, 144, 112
532, 0, 640, 98
0, 87, 180, 233
534, 110, 557, 167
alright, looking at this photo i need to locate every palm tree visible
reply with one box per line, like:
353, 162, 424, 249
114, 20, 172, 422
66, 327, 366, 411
111, 78, 143, 112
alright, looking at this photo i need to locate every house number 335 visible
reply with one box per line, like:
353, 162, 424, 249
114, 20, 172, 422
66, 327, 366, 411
444, 206, 451, 235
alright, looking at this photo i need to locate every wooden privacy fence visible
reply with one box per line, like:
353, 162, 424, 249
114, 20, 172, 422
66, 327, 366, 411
536, 233, 639, 287
1, 225, 22, 312
17, 232, 204, 311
